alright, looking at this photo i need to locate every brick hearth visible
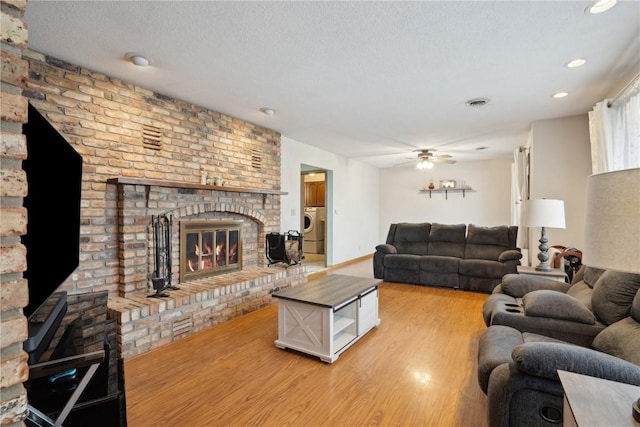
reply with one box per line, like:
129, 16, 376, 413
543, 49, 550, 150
109, 266, 306, 360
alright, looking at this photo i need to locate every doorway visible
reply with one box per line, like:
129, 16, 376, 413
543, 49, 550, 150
301, 170, 326, 272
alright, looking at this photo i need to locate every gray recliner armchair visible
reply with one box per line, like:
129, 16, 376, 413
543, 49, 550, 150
477, 268, 640, 426
482, 266, 640, 347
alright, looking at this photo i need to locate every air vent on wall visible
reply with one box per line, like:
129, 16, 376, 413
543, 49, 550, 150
142, 124, 163, 150
251, 149, 262, 169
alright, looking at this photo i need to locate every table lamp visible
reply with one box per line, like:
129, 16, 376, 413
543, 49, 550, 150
523, 199, 566, 271
581, 168, 640, 422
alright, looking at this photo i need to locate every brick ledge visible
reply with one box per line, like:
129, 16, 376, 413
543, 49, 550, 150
108, 266, 307, 360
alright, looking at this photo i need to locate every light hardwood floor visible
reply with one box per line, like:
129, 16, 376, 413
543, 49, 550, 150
124, 258, 490, 427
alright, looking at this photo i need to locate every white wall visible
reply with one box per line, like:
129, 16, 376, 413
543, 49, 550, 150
378, 158, 514, 242
280, 136, 380, 266
281, 114, 592, 267
528, 114, 592, 257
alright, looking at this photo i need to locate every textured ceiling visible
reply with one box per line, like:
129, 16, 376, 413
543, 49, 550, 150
24, 1, 640, 168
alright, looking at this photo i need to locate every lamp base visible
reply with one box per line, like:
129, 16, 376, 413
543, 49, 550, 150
633, 397, 640, 423
535, 263, 553, 272
535, 227, 552, 272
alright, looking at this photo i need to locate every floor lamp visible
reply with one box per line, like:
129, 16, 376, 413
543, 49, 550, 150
523, 199, 566, 271
581, 168, 640, 422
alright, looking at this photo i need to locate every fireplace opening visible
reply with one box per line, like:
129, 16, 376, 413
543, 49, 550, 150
179, 221, 242, 282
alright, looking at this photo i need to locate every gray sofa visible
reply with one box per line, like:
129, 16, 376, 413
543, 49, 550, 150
477, 267, 640, 426
373, 223, 521, 293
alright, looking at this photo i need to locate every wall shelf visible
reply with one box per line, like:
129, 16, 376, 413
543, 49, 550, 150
419, 188, 474, 200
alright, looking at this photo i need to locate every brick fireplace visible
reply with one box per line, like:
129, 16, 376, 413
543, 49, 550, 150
106, 177, 307, 360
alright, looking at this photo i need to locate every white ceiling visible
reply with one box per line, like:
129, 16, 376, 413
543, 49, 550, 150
24, 1, 640, 168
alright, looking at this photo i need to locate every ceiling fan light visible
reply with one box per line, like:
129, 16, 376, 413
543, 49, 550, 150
416, 159, 434, 170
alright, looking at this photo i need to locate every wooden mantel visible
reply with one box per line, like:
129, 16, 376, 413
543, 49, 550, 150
107, 177, 288, 196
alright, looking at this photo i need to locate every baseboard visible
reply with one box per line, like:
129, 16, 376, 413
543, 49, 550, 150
307, 254, 373, 281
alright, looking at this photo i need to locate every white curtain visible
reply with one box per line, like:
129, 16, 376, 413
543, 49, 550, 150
588, 77, 640, 173
511, 146, 529, 251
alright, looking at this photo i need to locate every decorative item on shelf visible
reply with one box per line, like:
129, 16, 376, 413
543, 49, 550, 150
523, 199, 566, 271
200, 167, 208, 185
440, 179, 456, 189
428, 179, 435, 190
213, 177, 225, 186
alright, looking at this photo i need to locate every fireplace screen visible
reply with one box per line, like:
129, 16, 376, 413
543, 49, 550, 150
180, 221, 242, 282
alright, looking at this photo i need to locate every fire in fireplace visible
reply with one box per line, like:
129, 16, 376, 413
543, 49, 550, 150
179, 221, 242, 282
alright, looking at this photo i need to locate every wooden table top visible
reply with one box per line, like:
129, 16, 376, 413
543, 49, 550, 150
272, 274, 381, 309
558, 370, 640, 426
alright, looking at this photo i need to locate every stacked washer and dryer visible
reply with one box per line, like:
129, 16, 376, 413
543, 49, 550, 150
303, 207, 326, 254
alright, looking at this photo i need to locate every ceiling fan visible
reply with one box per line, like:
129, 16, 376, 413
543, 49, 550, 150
394, 149, 456, 169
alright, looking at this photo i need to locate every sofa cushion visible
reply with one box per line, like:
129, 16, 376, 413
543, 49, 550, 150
591, 271, 640, 325
459, 259, 508, 279
392, 222, 430, 255
465, 224, 510, 260
428, 223, 466, 258
467, 224, 510, 246
592, 316, 640, 365
419, 255, 459, 273
582, 266, 606, 288
566, 281, 594, 311
383, 254, 421, 270
522, 290, 596, 324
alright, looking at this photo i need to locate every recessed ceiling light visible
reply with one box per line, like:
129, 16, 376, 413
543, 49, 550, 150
465, 98, 490, 107
125, 52, 150, 67
585, 0, 617, 14
566, 58, 586, 68
553, 92, 569, 99
259, 108, 275, 116
475, 146, 489, 151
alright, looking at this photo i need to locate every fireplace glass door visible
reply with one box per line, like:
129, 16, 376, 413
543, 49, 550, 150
180, 221, 242, 282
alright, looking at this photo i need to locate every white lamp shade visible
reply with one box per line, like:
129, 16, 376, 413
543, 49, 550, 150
523, 199, 566, 229
582, 168, 640, 273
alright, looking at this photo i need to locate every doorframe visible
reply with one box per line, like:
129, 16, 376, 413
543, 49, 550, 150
300, 166, 331, 266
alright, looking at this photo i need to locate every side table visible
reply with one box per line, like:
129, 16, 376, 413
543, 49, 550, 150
558, 370, 640, 426
517, 265, 567, 282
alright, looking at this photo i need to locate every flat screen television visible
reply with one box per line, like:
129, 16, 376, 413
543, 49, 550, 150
22, 103, 82, 320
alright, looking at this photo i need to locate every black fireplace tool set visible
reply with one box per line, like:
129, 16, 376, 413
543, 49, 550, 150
148, 214, 179, 298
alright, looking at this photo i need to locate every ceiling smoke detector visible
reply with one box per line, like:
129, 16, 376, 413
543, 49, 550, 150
465, 98, 490, 107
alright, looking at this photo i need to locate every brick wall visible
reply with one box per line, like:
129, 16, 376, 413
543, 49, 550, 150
21, 48, 283, 299
1, 0, 30, 425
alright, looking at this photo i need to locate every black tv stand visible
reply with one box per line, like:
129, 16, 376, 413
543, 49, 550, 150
24, 292, 68, 365
24, 291, 126, 427
27, 350, 104, 427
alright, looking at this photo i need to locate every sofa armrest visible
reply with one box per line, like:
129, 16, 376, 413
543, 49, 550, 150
512, 342, 640, 386
522, 290, 596, 324
501, 273, 572, 298
375, 243, 397, 254
498, 249, 523, 263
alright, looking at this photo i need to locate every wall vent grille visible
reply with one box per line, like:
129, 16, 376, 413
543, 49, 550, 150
142, 125, 162, 150
172, 316, 193, 339
251, 149, 262, 169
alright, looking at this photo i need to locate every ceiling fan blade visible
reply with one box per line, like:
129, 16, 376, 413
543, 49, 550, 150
393, 160, 416, 167
433, 158, 456, 164
434, 154, 452, 159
